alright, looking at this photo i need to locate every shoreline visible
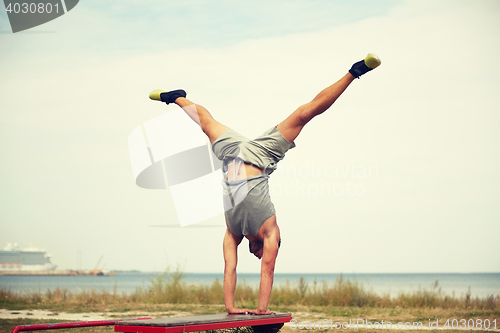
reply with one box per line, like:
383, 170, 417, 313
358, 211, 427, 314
1, 272, 499, 298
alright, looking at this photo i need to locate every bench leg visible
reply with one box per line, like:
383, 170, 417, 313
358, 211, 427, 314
251, 323, 284, 333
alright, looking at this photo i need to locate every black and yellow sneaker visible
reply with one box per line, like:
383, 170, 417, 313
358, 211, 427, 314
149, 89, 187, 104
349, 54, 381, 78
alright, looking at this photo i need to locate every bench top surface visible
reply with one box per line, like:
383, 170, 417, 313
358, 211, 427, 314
115, 313, 292, 327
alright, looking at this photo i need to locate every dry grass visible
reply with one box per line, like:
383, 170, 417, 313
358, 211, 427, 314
1, 269, 499, 313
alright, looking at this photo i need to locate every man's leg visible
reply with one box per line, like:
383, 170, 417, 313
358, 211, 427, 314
276, 73, 355, 143
276, 54, 381, 143
149, 89, 229, 143
174, 97, 229, 143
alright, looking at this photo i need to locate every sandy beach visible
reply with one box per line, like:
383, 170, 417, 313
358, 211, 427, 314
3, 308, 500, 332
0, 308, 180, 321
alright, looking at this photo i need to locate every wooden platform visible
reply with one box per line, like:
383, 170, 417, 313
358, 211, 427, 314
114, 313, 292, 333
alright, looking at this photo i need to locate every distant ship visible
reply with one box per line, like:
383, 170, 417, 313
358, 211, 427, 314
0, 243, 57, 271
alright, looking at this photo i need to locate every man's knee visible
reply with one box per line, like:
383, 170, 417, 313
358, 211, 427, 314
297, 103, 315, 125
201, 117, 216, 135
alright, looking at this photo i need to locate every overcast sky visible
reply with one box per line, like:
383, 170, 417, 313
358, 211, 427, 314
1, 0, 499, 274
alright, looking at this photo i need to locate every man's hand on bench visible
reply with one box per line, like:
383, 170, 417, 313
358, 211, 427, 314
248, 309, 276, 315
226, 307, 251, 314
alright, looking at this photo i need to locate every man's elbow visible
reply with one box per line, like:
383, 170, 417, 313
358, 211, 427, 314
261, 260, 275, 276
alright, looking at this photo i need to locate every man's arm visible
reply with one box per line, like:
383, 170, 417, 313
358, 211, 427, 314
223, 229, 248, 314
254, 230, 280, 314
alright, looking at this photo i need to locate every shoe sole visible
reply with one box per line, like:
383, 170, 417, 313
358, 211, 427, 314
365, 53, 381, 69
149, 89, 167, 101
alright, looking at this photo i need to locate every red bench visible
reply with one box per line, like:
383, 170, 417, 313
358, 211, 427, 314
114, 313, 292, 333
11, 313, 292, 333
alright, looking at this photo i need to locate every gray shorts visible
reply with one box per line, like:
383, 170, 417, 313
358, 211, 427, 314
211, 126, 296, 174
212, 127, 296, 237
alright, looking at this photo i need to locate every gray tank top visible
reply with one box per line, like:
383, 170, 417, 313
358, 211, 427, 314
222, 159, 275, 237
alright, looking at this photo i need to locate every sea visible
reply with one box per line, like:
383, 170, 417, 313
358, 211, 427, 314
0, 273, 499, 298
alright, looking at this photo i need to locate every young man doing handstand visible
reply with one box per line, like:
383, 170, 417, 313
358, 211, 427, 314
149, 54, 381, 315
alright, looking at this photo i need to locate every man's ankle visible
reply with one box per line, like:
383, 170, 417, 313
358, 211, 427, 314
160, 89, 187, 104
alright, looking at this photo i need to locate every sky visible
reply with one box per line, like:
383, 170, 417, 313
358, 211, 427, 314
0, 0, 499, 274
